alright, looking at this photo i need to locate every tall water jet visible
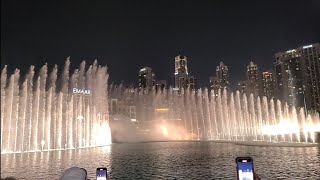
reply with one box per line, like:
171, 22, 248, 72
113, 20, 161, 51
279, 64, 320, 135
269, 99, 278, 142
197, 89, 205, 139
109, 86, 320, 144
1, 66, 8, 148
256, 97, 263, 140
242, 93, 249, 138
249, 94, 256, 140
229, 93, 236, 140
185, 88, 193, 139
190, 90, 199, 140
1, 59, 111, 154
235, 91, 244, 140
204, 88, 212, 140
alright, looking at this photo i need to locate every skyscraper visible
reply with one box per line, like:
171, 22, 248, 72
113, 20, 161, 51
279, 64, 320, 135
209, 61, 229, 95
139, 67, 155, 90
237, 80, 249, 94
261, 71, 275, 99
302, 43, 320, 112
210, 76, 220, 96
274, 42, 320, 111
174, 55, 189, 90
246, 61, 260, 96
155, 80, 167, 91
187, 76, 197, 91
216, 61, 229, 88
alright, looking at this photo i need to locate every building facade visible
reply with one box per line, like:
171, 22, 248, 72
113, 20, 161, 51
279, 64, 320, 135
210, 76, 220, 96
302, 43, 320, 112
174, 55, 189, 90
139, 67, 155, 90
246, 61, 260, 96
237, 80, 249, 94
155, 80, 167, 91
109, 98, 137, 121
261, 71, 275, 99
210, 61, 229, 95
187, 76, 197, 91
274, 43, 320, 111
216, 61, 229, 88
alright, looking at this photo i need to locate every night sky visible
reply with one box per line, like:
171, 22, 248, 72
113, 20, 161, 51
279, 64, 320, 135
1, 0, 320, 89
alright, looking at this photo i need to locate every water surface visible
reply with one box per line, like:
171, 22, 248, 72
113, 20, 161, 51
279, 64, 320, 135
1, 142, 320, 179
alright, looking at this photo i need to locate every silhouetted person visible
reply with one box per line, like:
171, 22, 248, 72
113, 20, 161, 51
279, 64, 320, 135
61, 167, 87, 180
61, 166, 110, 180
254, 172, 261, 180
1, 177, 17, 180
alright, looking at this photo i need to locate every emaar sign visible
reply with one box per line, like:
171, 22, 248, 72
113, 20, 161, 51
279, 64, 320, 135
72, 88, 91, 95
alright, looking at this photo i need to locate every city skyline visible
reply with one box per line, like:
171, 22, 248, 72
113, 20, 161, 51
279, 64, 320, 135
134, 41, 318, 88
132, 42, 319, 112
2, 41, 319, 94
2, 42, 318, 90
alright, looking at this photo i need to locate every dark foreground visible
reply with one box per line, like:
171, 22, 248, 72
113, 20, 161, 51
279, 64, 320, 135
1, 142, 320, 179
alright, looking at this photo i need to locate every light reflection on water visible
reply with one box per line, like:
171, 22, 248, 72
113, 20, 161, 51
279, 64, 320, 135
1, 142, 320, 179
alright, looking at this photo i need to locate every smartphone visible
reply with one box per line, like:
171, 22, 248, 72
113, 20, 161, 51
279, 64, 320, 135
96, 167, 107, 180
236, 157, 254, 180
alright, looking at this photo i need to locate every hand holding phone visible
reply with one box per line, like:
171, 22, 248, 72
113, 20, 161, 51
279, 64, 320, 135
236, 157, 254, 180
96, 167, 108, 180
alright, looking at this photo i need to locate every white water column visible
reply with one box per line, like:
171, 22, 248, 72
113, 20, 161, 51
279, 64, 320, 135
1, 58, 112, 154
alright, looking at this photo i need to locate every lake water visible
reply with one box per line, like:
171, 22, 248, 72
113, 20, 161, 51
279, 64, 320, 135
1, 142, 320, 179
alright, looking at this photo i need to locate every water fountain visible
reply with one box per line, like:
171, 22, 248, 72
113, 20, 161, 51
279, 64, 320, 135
110, 86, 320, 145
1, 58, 112, 154
2, 57, 319, 153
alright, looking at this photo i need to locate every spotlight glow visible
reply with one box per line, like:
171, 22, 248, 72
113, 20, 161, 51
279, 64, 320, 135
160, 125, 169, 136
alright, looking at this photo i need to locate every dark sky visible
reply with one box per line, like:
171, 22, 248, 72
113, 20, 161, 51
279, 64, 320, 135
1, 0, 320, 89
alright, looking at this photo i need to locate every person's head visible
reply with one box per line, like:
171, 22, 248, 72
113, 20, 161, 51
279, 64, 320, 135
61, 166, 87, 180
1, 177, 17, 180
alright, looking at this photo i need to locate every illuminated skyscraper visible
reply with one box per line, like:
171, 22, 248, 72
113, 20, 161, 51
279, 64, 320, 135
303, 43, 320, 112
261, 71, 275, 99
155, 80, 167, 91
246, 61, 260, 96
174, 55, 189, 90
209, 61, 229, 95
187, 76, 197, 91
274, 43, 320, 111
237, 80, 249, 94
216, 61, 229, 88
139, 67, 155, 90
210, 76, 220, 96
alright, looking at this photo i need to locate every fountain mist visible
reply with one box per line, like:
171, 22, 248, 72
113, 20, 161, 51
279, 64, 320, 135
110, 86, 320, 143
1, 58, 112, 154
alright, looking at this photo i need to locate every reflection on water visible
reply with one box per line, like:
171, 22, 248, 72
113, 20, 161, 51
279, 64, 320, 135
1, 142, 320, 179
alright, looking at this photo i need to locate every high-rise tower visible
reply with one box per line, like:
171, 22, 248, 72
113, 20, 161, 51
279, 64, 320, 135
210, 61, 229, 95
246, 61, 260, 96
174, 55, 189, 90
261, 71, 275, 99
274, 42, 320, 111
216, 61, 229, 89
139, 67, 155, 90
